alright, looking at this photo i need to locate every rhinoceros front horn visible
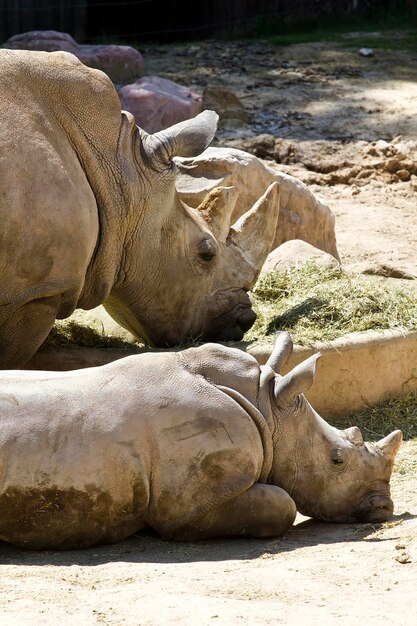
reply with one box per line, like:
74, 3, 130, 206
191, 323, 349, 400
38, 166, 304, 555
375, 430, 403, 461
229, 181, 280, 286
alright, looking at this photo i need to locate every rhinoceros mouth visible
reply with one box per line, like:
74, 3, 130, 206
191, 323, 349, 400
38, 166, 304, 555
202, 304, 257, 342
352, 494, 394, 523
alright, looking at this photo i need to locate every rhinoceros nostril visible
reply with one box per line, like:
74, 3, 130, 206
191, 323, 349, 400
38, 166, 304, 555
238, 308, 257, 332
370, 495, 393, 511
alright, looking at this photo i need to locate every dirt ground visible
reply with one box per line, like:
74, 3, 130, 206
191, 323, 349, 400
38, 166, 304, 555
1, 34, 417, 625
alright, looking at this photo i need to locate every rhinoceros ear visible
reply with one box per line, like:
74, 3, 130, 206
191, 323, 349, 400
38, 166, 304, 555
274, 352, 320, 407
228, 182, 280, 285
197, 186, 238, 241
266, 331, 294, 374
146, 110, 219, 169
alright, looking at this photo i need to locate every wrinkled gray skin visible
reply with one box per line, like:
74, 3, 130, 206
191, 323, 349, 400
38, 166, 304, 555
0, 49, 279, 368
0, 332, 402, 549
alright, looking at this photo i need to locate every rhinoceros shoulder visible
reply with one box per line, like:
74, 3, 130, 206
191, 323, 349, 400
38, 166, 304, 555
178, 343, 261, 396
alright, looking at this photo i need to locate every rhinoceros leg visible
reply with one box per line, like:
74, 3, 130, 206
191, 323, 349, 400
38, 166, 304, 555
0, 296, 60, 368
169, 484, 297, 541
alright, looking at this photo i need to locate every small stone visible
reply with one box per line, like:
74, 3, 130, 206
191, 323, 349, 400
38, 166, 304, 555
203, 85, 249, 124
356, 168, 374, 179
397, 169, 411, 181
395, 552, 411, 564
385, 158, 401, 173
359, 48, 374, 57
240, 134, 277, 159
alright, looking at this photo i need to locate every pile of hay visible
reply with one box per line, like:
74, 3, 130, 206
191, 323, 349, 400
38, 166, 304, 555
245, 263, 417, 345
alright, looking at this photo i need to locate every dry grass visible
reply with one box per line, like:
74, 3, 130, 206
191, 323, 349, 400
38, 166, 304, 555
45, 320, 142, 352
245, 263, 417, 345
331, 392, 417, 442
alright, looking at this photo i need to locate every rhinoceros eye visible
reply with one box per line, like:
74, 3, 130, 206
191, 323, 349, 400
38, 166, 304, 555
330, 448, 344, 465
198, 239, 216, 263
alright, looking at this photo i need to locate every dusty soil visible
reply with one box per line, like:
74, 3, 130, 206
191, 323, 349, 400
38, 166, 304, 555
1, 34, 417, 625
144, 34, 417, 278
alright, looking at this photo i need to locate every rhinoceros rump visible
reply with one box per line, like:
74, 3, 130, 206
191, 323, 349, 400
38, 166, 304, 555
0, 332, 401, 549
0, 49, 279, 368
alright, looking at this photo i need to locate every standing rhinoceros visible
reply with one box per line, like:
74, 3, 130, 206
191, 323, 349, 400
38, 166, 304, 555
0, 49, 280, 368
0, 332, 401, 549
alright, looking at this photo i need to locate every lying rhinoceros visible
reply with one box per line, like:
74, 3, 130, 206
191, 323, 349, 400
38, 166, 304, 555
0, 332, 401, 549
0, 49, 279, 368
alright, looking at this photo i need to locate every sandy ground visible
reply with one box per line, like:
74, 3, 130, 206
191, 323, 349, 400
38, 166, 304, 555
0, 446, 416, 626
1, 34, 417, 625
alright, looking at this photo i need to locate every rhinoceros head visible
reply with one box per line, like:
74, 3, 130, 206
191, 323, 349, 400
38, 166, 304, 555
104, 111, 280, 346
262, 332, 402, 524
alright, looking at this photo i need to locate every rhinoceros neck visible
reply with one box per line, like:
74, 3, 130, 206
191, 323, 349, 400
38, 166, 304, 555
269, 399, 316, 492
75, 113, 141, 309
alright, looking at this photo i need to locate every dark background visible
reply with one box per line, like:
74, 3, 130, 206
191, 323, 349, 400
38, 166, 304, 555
0, 1, 416, 44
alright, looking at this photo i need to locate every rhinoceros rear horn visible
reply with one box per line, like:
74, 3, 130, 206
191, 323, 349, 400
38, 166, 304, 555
197, 186, 238, 241
149, 110, 219, 167
229, 181, 280, 286
375, 430, 403, 461
274, 352, 320, 407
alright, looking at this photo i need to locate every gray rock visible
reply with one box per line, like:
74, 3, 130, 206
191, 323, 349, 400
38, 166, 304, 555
2, 30, 144, 83
260, 240, 341, 275
203, 85, 249, 125
118, 75, 203, 133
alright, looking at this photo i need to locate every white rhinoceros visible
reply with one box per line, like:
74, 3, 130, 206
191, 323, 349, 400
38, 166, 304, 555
0, 49, 280, 368
0, 332, 401, 549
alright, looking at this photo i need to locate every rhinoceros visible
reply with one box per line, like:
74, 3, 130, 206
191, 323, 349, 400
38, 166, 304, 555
0, 49, 280, 368
0, 332, 401, 549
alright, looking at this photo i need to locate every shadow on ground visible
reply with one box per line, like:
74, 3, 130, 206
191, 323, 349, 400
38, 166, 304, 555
0, 511, 414, 568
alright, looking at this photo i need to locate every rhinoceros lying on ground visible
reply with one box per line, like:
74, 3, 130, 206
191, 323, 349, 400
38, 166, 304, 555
0, 49, 280, 368
0, 332, 401, 549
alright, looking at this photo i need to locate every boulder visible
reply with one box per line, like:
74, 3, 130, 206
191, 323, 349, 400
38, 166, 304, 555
2, 30, 144, 83
175, 146, 340, 260
118, 75, 203, 133
260, 240, 341, 275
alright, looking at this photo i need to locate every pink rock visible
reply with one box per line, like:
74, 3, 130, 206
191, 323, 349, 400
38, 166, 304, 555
2, 30, 144, 83
118, 76, 203, 133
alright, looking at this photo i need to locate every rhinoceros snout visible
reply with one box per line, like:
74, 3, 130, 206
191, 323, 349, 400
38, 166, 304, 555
354, 494, 394, 523
209, 306, 257, 342
238, 308, 257, 332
